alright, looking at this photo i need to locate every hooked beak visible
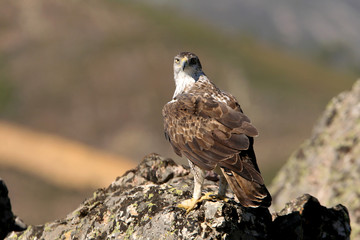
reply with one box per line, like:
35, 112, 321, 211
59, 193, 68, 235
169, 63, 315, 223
180, 56, 188, 71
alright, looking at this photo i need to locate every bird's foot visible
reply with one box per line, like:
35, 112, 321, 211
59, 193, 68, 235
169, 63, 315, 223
201, 192, 229, 202
217, 194, 229, 202
177, 198, 199, 213
178, 192, 227, 213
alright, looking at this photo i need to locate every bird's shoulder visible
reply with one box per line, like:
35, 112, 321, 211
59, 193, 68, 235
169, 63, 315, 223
193, 77, 243, 111
163, 76, 258, 137
163, 78, 242, 117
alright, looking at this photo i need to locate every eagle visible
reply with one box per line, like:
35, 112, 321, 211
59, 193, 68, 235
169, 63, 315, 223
162, 52, 271, 211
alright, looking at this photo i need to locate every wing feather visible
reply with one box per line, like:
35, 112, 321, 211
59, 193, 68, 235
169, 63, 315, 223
162, 91, 262, 183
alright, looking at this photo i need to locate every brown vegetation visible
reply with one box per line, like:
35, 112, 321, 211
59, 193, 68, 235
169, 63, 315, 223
0, 120, 136, 189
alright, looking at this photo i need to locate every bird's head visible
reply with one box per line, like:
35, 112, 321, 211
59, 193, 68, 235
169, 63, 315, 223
173, 52, 203, 79
172, 52, 204, 98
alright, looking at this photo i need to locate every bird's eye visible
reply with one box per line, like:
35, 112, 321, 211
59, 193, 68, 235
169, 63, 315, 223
189, 58, 197, 65
175, 58, 180, 64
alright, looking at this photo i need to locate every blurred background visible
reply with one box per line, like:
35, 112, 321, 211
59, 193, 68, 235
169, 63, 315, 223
0, 0, 358, 225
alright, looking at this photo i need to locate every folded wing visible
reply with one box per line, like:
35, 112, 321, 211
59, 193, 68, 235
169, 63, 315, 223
163, 93, 263, 184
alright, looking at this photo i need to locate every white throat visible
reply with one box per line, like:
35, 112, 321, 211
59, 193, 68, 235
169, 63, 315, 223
173, 70, 204, 99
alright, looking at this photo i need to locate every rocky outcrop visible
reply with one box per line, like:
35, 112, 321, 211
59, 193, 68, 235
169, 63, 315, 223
0, 179, 26, 239
272, 194, 350, 240
4, 154, 351, 239
3, 81, 360, 239
271, 80, 360, 239
0, 179, 14, 239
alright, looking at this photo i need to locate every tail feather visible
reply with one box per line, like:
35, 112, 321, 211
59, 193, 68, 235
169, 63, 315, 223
221, 168, 271, 208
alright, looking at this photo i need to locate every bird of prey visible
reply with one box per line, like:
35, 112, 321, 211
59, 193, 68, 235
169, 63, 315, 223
162, 52, 271, 211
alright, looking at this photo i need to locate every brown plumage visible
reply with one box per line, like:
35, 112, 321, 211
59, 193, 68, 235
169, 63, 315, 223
163, 52, 271, 208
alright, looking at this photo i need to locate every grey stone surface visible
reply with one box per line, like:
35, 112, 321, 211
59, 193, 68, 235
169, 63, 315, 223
271, 80, 360, 239
4, 153, 351, 239
272, 194, 350, 240
4, 79, 360, 239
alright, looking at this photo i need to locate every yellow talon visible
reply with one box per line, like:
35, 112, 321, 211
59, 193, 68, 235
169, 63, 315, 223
178, 192, 228, 213
217, 195, 229, 202
200, 192, 215, 200
178, 198, 199, 213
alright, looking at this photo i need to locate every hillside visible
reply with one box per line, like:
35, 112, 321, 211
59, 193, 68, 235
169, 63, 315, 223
0, 0, 356, 172
0, 120, 136, 224
137, 0, 360, 70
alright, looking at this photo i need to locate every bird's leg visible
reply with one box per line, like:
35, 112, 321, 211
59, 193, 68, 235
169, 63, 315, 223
191, 161, 205, 200
218, 173, 228, 197
178, 162, 228, 212
178, 160, 207, 212
217, 172, 229, 202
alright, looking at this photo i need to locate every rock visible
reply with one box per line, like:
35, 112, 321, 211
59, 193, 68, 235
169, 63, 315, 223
0, 179, 26, 239
270, 80, 360, 239
4, 153, 351, 239
272, 194, 351, 240
0, 179, 14, 239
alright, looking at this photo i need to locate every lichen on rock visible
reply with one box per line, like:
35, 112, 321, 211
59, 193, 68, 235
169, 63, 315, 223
3, 80, 360, 239
3, 77, 360, 239
271, 80, 360, 239
3, 153, 351, 239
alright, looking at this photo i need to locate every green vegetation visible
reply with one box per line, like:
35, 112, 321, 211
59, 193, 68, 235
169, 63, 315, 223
118, 0, 355, 99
